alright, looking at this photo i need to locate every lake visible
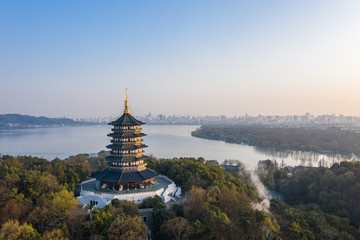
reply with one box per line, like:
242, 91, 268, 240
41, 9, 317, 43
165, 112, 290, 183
0, 125, 356, 169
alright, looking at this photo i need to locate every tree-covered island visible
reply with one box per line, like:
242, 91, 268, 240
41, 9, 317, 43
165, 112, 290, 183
192, 124, 360, 156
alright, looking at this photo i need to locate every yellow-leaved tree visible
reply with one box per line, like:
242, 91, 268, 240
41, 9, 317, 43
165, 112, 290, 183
0, 220, 41, 240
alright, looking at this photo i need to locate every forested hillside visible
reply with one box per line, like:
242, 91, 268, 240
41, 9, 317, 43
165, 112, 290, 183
0, 155, 281, 239
1, 154, 359, 239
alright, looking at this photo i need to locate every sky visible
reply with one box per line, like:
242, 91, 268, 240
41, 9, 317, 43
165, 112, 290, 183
1, 0, 360, 118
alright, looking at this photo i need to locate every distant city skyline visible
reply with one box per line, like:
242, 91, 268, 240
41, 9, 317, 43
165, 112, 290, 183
1, 1, 360, 118
3, 112, 360, 133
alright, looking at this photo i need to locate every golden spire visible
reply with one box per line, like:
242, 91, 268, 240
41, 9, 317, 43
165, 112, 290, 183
124, 88, 130, 114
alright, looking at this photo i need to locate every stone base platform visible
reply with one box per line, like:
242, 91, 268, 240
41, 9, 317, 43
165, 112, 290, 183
77, 176, 181, 208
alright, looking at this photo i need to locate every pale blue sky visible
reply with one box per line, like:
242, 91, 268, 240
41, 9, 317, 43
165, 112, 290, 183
1, 1, 360, 118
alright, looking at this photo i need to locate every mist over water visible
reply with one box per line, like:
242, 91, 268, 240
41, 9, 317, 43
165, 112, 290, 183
254, 146, 358, 168
0, 125, 356, 169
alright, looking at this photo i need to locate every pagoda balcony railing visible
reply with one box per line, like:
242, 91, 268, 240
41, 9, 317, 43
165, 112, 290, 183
110, 152, 145, 157
110, 139, 144, 143
111, 128, 142, 132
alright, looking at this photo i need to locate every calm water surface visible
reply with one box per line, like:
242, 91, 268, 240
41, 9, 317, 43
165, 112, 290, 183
0, 125, 355, 169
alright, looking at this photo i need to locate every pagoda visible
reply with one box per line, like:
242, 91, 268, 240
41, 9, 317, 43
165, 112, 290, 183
96, 90, 158, 190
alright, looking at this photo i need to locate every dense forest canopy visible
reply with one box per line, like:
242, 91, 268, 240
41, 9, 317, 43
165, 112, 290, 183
192, 124, 360, 156
0, 154, 359, 239
258, 159, 360, 239
0, 154, 281, 239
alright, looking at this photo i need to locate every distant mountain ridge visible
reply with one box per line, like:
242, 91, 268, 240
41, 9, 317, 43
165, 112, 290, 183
0, 114, 96, 129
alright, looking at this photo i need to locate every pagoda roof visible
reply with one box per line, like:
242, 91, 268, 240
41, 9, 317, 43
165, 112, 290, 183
105, 156, 148, 162
107, 133, 146, 138
109, 113, 145, 126
95, 168, 159, 183
106, 144, 148, 150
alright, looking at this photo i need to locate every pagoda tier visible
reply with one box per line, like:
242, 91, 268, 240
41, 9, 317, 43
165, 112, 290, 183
106, 156, 148, 162
106, 144, 148, 150
96, 90, 158, 190
107, 132, 147, 138
96, 168, 158, 184
109, 112, 144, 126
